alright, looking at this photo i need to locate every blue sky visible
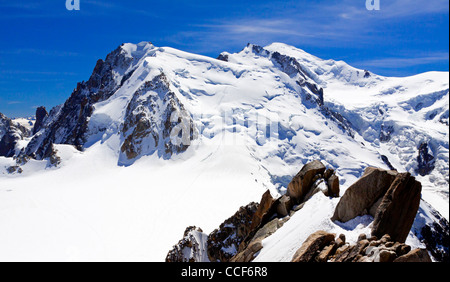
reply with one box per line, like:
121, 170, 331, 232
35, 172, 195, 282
0, 0, 448, 117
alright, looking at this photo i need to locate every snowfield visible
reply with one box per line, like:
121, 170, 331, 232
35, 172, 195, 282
0, 42, 448, 261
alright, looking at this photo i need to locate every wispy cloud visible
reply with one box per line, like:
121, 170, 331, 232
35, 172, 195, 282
83, 0, 157, 17
355, 52, 450, 68
7, 101, 23, 105
0, 70, 78, 76
167, 0, 449, 55
0, 49, 80, 57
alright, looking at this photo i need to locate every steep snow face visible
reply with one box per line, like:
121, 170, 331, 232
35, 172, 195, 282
0, 42, 448, 261
261, 43, 449, 216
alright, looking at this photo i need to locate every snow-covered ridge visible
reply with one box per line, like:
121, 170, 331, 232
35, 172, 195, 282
0, 42, 448, 261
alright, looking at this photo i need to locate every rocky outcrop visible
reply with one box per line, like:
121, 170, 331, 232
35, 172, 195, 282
232, 216, 290, 262
0, 112, 31, 158
291, 231, 336, 262
249, 190, 276, 231
23, 44, 138, 160
327, 173, 340, 198
332, 167, 422, 244
217, 53, 229, 62
120, 73, 197, 164
167, 162, 445, 263
331, 167, 398, 222
416, 142, 435, 176
32, 106, 48, 135
394, 248, 432, 262
379, 124, 395, 142
166, 202, 259, 263
414, 201, 450, 262
166, 226, 209, 262
371, 172, 422, 243
207, 202, 259, 262
287, 160, 326, 203
291, 232, 432, 263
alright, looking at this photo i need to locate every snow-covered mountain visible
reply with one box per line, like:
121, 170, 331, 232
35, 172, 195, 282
0, 42, 448, 261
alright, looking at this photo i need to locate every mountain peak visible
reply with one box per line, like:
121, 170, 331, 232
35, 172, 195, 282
120, 41, 155, 60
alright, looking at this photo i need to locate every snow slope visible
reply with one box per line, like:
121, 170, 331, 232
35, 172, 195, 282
0, 42, 448, 261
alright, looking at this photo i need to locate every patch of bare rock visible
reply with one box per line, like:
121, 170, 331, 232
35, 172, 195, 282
166, 160, 449, 263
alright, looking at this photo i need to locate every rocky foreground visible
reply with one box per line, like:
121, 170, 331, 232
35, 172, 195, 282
166, 160, 449, 263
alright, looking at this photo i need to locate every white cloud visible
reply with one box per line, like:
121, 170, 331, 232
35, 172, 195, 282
355, 52, 450, 68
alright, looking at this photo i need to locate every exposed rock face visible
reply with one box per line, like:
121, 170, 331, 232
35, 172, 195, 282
0, 113, 8, 139
249, 190, 276, 231
416, 142, 435, 176
166, 226, 209, 262
379, 124, 394, 142
232, 217, 289, 262
291, 231, 336, 262
216, 53, 229, 62
32, 106, 48, 135
371, 172, 422, 243
327, 174, 340, 197
0, 113, 30, 158
394, 248, 432, 262
24, 44, 137, 160
167, 161, 340, 262
331, 167, 398, 222
119, 73, 197, 164
207, 202, 259, 262
287, 160, 326, 203
291, 231, 432, 263
6, 165, 23, 174
167, 163, 444, 263
413, 201, 450, 262
420, 219, 450, 262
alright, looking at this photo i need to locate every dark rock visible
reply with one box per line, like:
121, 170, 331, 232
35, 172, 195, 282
379, 250, 397, 262
371, 173, 422, 243
393, 249, 432, 262
327, 174, 340, 197
231, 239, 263, 262
324, 168, 334, 180
6, 166, 23, 174
332, 167, 398, 222
166, 226, 208, 262
358, 234, 367, 242
24, 44, 136, 160
0, 129, 19, 157
276, 195, 293, 218
334, 239, 370, 262
416, 202, 450, 262
217, 53, 229, 62
250, 190, 276, 231
379, 124, 394, 142
120, 73, 197, 164
232, 216, 289, 262
335, 234, 346, 248
32, 106, 48, 135
0, 113, 30, 158
381, 155, 396, 171
291, 231, 335, 262
316, 242, 337, 262
287, 160, 326, 203
416, 142, 435, 176
207, 202, 259, 262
